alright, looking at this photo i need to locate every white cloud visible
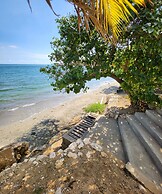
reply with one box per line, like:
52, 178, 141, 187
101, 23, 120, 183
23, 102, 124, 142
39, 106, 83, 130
8, 45, 18, 49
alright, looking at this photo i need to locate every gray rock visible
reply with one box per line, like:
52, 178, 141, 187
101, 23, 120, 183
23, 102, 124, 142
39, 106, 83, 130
37, 155, 46, 161
76, 138, 83, 145
68, 142, 77, 151
49, 152, 56, 159
55, 187, 62, 194
77, 141, 84, 149
83, 138, 91, 145
58, 149, 64, 153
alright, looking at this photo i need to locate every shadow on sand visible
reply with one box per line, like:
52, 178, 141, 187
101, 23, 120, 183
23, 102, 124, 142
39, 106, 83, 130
17, 119, 60, 152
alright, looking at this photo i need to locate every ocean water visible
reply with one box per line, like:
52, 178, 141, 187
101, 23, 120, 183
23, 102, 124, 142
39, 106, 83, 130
0, 64, 114, 126
0, 64, 54, 110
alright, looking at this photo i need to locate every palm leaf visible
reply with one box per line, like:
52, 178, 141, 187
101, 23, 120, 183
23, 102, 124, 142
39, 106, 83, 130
27, 0, 150, 41
68, 0, 148, 41
45, 0, 59, 16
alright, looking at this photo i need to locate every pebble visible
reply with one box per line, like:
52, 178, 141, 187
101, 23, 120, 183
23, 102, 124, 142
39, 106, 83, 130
68, 142, 77, 151
29, 157, 36, 162
11, 163, 17, 168
76, 138, 83, 145
55, 159, 64, 169
101, 152, 107, 157
115, 147, 118, 151
9, 173, 14, 177
37, 155, 47, 161
86, 151, 94, 159
24, 159, 28, 163
83, 138, 90, 145
49, 152, 56, 159
76, 139, 84, 149
78, 152, 83, 157
33, 161, 38, 166
90, 142, 102, 152
67, 152, 78, 159
58, 149, 64, 153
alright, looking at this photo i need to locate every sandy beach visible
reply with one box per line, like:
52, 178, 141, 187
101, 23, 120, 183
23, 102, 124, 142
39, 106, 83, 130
0, 81, 126, 148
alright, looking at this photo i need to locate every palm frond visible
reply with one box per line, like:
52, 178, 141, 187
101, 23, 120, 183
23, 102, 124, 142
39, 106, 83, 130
27, 0, 150, 41
68, 0, 148, 41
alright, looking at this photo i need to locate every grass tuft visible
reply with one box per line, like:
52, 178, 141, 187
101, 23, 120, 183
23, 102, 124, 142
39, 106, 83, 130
84, 102, 106, 114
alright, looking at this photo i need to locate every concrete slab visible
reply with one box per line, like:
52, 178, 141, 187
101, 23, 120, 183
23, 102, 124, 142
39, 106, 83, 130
135, 112, 162, 146
157, 109, 162, 116
118, 118, 162, 187
126, 115, 162, 175
126, 162, 162, 194
146, 110, 162, 128
86, 116, 125, 162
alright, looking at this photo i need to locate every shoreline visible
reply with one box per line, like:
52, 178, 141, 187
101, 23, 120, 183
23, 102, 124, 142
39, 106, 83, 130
0, 81, 120, 148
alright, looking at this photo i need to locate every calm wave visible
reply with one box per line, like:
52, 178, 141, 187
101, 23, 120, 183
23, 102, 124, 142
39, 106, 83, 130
0, 64, 53, 110
0, 64, 114, 126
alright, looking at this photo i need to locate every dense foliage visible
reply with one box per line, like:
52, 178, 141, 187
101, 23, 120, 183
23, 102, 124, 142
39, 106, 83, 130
113, 1, 162, 107
41, 1, 162, 108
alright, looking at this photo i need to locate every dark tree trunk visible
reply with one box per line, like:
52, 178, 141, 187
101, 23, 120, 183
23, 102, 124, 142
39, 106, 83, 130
109, 73, 123, 85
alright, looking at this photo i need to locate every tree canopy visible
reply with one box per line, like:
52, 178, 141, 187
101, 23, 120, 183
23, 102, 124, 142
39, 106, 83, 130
41, 1, 162, 109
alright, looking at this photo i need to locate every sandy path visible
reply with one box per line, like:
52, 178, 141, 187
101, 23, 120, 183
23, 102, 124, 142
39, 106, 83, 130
0, 82, 120, 148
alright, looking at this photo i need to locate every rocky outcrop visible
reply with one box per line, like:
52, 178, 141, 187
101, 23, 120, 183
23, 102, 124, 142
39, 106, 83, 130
0, 142, 29, 171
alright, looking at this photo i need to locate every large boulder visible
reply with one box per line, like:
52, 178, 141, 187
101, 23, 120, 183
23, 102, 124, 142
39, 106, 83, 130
0, 142, 29, 171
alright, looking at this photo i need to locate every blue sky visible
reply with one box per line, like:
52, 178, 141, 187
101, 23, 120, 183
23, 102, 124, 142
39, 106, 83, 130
0, 0, 74, 64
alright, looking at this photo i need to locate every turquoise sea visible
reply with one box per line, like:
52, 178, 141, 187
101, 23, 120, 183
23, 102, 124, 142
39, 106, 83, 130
0, 64, 54, 110
0, 64, 114, 126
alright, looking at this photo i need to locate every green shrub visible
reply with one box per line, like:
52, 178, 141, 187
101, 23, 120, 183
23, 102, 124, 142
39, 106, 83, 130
84, 102, 106, 114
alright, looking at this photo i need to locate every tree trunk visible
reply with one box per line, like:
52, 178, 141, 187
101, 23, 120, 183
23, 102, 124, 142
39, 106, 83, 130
109, 73, 123, 85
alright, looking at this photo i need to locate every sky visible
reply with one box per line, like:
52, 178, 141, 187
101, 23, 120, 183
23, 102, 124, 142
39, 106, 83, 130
0, 0, 74, 64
